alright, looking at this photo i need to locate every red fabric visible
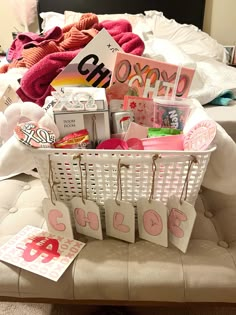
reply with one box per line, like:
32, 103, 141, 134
99, 19, 144, 56
113, 32, 145, 56
0, 64, 9, 74
14, 14, 145, 106
99, 19, 132, 36
17, 50, 80, 106
7, 27, 63, 61
22, 41, 62, 69
62, 13, 99, 33
60, 28, 98, 50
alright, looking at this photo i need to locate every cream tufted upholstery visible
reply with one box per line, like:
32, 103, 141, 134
1, 174, 236, 303
205, 103, 236, 143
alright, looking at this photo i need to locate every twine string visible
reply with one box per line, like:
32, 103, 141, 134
115, 159, 129, 206
92, 114, 98, 147
149, 154, 160, 203
48, 155, 58, 206
73, 154, 87, 204
179, 155, 198, 204
84, 162, 88, 201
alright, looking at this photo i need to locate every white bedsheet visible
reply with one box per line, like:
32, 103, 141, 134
143, 37, 236, 105
0, 67, 27, 98
184, 99, 236, 195
143, 38, 236, 195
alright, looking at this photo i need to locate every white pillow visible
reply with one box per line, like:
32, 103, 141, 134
144, 10, 226, 62
64, 10, 153, 42
64, 10, 128, 25
40, 12, 65, 32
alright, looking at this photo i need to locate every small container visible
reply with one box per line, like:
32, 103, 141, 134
142, 134, 184, 151
183, 119, 217, 151
96, 138, 128, 150
153, 97, 193, 131
112, 111, 134, 133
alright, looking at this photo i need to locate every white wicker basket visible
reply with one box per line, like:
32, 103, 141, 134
30, 146, 215, 207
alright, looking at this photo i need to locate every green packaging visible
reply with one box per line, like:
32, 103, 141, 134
148, 127, 181, 138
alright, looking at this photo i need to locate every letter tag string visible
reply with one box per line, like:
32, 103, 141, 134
91, 114, 98, 148
115, 158, 130, 206
179, 155, 198, 205
167, 155, 198, 253
104, 158, 135, 243
47, 155, 58, 206
42, 155, 74, 239
137, 154, 168, 247
71, 154, 103, 240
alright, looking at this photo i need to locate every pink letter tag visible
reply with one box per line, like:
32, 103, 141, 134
167, 195, 196, 253
71, 197, 103, 240
137, 198, 168, 247
104, 199, 135, 243
42, 198, 74, 239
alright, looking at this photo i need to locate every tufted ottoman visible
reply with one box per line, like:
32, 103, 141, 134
1, 173, 236, 305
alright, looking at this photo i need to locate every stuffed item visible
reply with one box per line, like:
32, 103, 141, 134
0, 102, 44, 142
0, 101, 60, 143
0, 101, 60, 179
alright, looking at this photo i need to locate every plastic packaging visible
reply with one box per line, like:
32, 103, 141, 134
148, 127, 181, 138
153, 97, 193, 131
142, 134, 184, 150
53, 129, 89, 149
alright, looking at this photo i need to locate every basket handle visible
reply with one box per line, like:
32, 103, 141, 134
180, 155, 198, 204
115, 158, 129, 205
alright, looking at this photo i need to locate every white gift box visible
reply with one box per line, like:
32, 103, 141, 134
53, 110, 110, 144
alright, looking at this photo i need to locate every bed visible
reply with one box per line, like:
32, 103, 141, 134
2, 0, 236, 307
37, 0, 206, 31
34, 1, 236, 138
38, 0, 236, 140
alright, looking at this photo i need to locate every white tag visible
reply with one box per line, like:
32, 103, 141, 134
104, 199, 135, 243
71, 197, 103, 240
0, 225, 86, 282
42, 198, 74, 239
0, 85, 22, 112
167, 195, 196, 253
137, 198, 168, 247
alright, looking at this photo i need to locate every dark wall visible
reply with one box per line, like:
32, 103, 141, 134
38, 0, 206, 31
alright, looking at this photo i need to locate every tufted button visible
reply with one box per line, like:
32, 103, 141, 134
204, 210, 214, 218
9, 207, 18, 213
199, 187, 204, 194
218, 240, 229, 249
23, 184, 31, 191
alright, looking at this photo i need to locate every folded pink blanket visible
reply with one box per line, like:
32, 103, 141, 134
17, 50, 79, 106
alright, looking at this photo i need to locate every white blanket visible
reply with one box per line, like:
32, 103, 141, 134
184, 99, 236, 195
0, 67, 27, 96
143, 38, 236, 104
143, 38, 236, 195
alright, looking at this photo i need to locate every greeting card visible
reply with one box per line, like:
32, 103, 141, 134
110, 52, 195, 99
51, 28, 122, 90
123, 95, 155, 127
0, 225, 85, 281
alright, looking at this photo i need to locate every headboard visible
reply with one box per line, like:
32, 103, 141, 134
37, 0, 206, 31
